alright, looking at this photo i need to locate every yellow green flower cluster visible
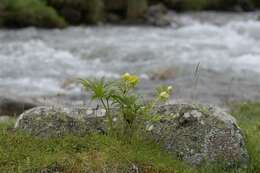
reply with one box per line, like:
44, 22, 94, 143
121, 73, 140, 87
159, 86, 173, 101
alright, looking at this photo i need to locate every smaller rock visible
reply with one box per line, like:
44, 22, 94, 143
106, 13, 122, 24
146, 3, 168, 17
60, 7, 82, 24
145, 4, 171, 27
149, 67, 176, 80
15, 106, 107, 138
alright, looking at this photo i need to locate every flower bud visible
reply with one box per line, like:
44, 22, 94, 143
167, 86, 173, 92
159, 91, 169, 100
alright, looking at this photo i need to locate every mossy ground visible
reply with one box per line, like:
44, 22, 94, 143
231, 102, 260, 173
0, 102, 260, 173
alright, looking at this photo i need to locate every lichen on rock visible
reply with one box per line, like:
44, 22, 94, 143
147, 104, 249, 168
15, 106, 107, 138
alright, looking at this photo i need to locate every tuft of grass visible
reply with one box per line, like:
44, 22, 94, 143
231, 102, 260, 173
0, 101, 260, 173
0, 0, 66, 28
0, 120, 193, 173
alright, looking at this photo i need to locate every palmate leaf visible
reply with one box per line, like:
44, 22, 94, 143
79, 74, 172, 139
80, 78, 115, 101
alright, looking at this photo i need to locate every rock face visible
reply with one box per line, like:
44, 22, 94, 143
15, 104, 249, 168
147, 104, 249, 167
145, 3, 171, 27
15, 106, 106, 138
0, 97, 37, 117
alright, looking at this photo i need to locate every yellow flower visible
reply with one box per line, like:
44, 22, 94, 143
167, 86, 173, 92
159, 91, 169, 100
121, 73, 139, 86
122, 73, 130, 80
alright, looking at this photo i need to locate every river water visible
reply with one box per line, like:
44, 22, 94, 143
1, 12, 260, 105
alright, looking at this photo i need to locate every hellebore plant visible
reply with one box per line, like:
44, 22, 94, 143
80, 73, 173, 137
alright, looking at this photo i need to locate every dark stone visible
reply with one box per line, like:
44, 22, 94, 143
106, 13, 122, 23
60, 7, 82, 24
0, 97, 37, 117
145, 3, 171, 27
15, 106, 107, 138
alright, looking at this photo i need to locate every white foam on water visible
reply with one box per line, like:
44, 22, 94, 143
1, 12, 260, 96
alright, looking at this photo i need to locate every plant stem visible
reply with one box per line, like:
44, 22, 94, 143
100, 98, 113, 134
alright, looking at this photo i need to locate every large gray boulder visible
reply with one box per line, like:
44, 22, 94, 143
15, 103, 249, 168
146, 104, 249, 167
15, 106, 107, 138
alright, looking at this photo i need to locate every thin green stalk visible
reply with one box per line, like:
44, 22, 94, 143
100, 98, 113, 134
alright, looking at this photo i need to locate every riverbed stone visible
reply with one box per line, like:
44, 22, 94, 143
60, 7, 82, 24
147, 104, 249, 168
145, 3, 171, 27
15, 106, 106, 138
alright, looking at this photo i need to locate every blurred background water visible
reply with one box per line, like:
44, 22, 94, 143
1, 12, 260, 105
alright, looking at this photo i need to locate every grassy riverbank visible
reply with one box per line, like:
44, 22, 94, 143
0, 102, 259, 173
0, 0, 260, 28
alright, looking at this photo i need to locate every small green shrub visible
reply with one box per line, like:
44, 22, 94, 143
0, 120, 193, 172
2, 0, 66, 28
80, 73, 173, 139
232, 102, 260, 173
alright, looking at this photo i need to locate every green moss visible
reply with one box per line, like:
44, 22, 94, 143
1, 0, 66, 28
0, 120, 194, 172
231, 102, 260, 173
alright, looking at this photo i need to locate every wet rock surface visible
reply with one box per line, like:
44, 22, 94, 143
147, 104, 249, 167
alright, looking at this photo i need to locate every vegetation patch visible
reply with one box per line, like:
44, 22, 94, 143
0, 0, 66, 28
0, 120, 193, 173
1, 100, 260, 172
231, 102, 260, 173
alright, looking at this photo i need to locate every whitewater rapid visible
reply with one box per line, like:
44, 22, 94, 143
1, 12, 260, 105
